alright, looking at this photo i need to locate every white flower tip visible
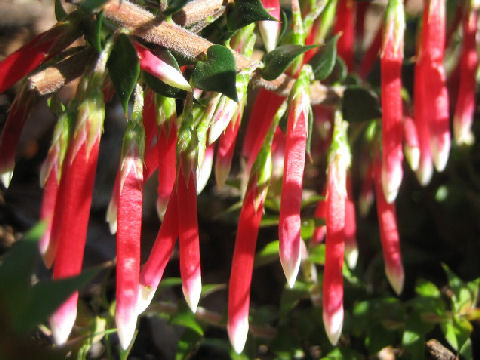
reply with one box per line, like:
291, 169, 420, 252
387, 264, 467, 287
156, 198, 168, 220
404, 146, 420, 172
137, 284, 156, 315
196, 154, 213, 194
163, 69, 192, 92
259, 20, 280, 52
345, 245, 358, 269
228, 316, 249, 354
116, 313, 138, 350
323, 307, 343, 346
386, 266, 404, 295
381, 166, 401, 204
183, 275, 202, 313
281, 255, 301, 289
0, 169, 13, 188
50, 308, 77, 346
105, 203, 117, 235
431, 138, 450, 172
454, 122, 474, 146
416, 161, 433, 186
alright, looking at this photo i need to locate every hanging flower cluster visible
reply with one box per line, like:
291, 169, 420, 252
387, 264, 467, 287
0, 0, 478, 353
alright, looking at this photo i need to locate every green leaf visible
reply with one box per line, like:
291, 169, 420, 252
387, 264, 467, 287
176, 328, 202, 360
164, 0, 190, 16
308, 244, 325, 265
327, 56, 347, 84
255, 240, 279, 267
80, 0, 109, 12
277, 9, 290, 45
300, 218, 315, 239
170, 307, 204, 335
415, 279, 441, 298
0, 223, 45, 310
261, 44, 319, 80
227, 0, 276, 31
82, 11, 104, 52
200, 283, 226, 299
107, 34, 140, 113
301, 193, 325, 208
308, 35, 339, 80
159, 277, 183, 289
306, 105, 313, 157
14, 267, 100, 332
192, 45, 237, 101
55, 0, 67, 21
260, 214, 279, 227
342, 86, 381, 123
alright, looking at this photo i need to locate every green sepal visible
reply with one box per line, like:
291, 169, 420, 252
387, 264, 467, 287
121, 117, 146, 161
192, 45, 238, 101
306, 105, 314, 159
261, 44, 320, 80
155, 94, 177, 128
227, 0, 277, 31
55, 0, 67, 21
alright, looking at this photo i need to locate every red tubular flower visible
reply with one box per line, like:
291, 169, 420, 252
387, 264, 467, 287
271, 126, 286, 179
381, 0, 405, 203
421, 0, 450, 171
156, 95, 177, 218
259, 0, 280, 52
39, 111, 70, 263
115, 119, 144, 350
323, 112, 349, 346
138, 190, 178, 314
374, 159, 404, 295
0, 23, 77, 94
279, 66, 311, 288
0, 87, 35, 187
228, 180, 266, 354
134, 42, 191, 91
156, 125, 177, 219
208, 96, 238, 145
403, 115, 420, 171
242, 89, 284, 171
176, 161, 201, 312
344, 174, 358, 269
49, 65, 106, 345
453, 5, 478, 145
356, 1, 370, 44
143, 141, 160, 181
334, 0, 355, 71
216, 111, 241, 188
415, 58, 434, 185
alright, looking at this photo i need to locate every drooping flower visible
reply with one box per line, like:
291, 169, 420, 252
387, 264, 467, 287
453, 2, 478, 145
134, 42, 191, 91
49, 47, 108, 346
344, 174, 358, 269
334, 0, 355, 71
0, 86, 35, 187
39, 107, 70, 264
374, 158, 404, 295
381, 0, 405, 203
323, 111, 350, 346
138, 190, 178, 314
279, 65, 312, 288
403, 115, 420, 171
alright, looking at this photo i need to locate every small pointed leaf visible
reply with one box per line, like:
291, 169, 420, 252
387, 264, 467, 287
164, 0, 190, 16
107, 34, 140, 113
55, 0, 67, 21
192, 45, 237, 101
227, 0, 277, 31
308, 35, 339, 80
261, 44, 319, 80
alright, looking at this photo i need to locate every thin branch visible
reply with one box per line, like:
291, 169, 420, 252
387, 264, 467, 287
251, 73, 345, 105
102, 0, 257, 70
172, 0, 225, 32
27, 48, 95, 96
